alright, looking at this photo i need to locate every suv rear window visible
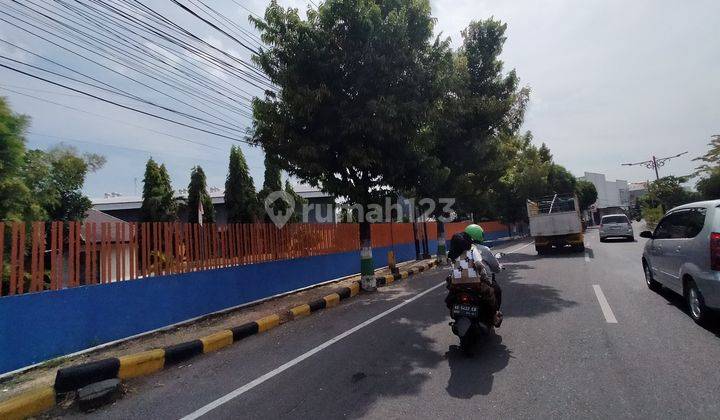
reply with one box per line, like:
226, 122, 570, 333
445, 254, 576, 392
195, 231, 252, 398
681, 208, 707, 238
602, 215, 628, 224
654, 208, 707, 239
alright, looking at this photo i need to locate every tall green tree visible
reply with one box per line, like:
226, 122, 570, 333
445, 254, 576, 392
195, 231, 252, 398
417, 18, 527, 257
187, 166, 214, 224
547, 164, 577, 194
284, 180, 306, 223
639, 176, 700, 211
251, 0, 444, 289
693, 135, 720, 200
575, 179, 598, 211
538, 143, 553, 163
491, 135, 579, 223
0, 97, 38, 221
257, 154, 286, 222
693, 134, 720, 175
26, 145, 105, 222
140, 158, 177, 222
697, 167, 720, 199
1, 98, 103, 222
698, 177, 720, 200
225, 146, 258, 223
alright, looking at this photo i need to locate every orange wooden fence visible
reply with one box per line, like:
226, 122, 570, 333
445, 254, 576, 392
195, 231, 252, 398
0, 220, 477, 297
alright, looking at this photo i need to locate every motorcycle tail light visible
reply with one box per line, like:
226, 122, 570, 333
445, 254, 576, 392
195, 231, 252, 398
458, 293, 471, 304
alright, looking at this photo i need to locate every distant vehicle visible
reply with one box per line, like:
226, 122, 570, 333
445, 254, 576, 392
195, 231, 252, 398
599, 214, 634, 241
527, 194, 584, 254
640, 200, 720, 324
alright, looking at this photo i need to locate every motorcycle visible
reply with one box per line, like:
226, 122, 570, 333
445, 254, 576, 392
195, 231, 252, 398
447, 252, 504, 355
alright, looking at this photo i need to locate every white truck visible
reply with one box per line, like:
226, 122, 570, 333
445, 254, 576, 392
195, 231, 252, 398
526, 194, 585, 254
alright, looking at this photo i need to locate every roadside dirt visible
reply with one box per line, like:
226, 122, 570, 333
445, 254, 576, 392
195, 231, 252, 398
0, 259, 436, 402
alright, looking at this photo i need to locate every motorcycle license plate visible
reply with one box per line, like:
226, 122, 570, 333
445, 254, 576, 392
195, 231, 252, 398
452, 304, 479, 318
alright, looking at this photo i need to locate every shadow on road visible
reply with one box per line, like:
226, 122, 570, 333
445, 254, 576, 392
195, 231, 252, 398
657, 287, 720, 338
601, 237, 637, 243
340, 267, 575, 417
445, 333, 511, 399
498, 259, 578, 319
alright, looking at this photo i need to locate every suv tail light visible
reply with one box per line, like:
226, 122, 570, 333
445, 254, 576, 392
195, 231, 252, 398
711, 233, 720, 271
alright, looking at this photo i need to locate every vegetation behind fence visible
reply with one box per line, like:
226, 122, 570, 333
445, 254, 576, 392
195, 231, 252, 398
1, 221, 471, 297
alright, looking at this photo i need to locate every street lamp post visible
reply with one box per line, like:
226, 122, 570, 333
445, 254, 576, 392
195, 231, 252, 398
621, 151, 688, 181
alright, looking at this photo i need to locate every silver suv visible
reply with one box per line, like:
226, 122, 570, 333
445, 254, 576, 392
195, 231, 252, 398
640, 200, 720, 324
600, 214, 634, 241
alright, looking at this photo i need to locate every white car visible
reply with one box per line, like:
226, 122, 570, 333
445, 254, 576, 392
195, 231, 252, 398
599, 214, 634, 241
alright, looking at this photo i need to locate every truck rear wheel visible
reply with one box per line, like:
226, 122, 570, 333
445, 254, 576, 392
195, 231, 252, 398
572, 243, 585, 253
535, 245, 548, 255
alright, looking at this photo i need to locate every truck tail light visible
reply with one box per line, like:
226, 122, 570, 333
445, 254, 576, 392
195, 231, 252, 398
711, 233, 720, 271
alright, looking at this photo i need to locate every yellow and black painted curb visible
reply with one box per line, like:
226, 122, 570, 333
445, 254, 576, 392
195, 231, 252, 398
0, 260, 437, 419
289, 281, 360, 320
375, 260, 436, 287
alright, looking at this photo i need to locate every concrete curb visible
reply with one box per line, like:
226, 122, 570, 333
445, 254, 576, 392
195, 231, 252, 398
0, 259, 437, 419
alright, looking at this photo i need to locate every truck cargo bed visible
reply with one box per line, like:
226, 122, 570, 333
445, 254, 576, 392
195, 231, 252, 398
528, 212, 583, 237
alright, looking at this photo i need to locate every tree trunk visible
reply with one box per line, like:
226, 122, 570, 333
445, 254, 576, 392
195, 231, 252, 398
422, 218, 430, 259
411, 218, 420, 260
359, 220, 375, 291
437, 219, 447, 265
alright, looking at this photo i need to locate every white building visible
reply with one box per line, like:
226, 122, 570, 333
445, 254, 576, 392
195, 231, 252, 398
579, 172, 630, 209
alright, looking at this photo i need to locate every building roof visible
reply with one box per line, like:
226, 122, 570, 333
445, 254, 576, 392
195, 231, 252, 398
82, 209, 132, 243
92, 186, 333, 211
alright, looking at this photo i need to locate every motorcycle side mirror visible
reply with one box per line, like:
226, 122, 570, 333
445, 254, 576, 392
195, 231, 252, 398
494, 252, 505, 259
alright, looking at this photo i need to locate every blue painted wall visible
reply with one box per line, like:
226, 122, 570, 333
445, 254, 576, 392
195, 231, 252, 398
0, 232, 509, 374
0, 241, 425, 374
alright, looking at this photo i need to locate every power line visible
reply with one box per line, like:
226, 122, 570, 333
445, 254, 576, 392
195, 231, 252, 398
0, 62, 255, 145
27, 131, 227, 162
0, 0, 274, 147
0, 83, 84, 97
169, 0, 260, 55
115, 0, 272, 85
0, 52, 248, 136
1, 6, 255, 123
1, 86, 231, 150
84, 0, 273, 88
51, 0, 261, 106
228, 0, 264, 20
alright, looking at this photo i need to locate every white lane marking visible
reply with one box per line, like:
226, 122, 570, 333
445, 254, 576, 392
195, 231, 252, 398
584, 245, 591, 263
592, 285, 618, 324
180, 281, 446, 420
182, 241, 534, 418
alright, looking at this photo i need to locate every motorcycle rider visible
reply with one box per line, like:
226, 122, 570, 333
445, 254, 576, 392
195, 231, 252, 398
447, 224, 503, 327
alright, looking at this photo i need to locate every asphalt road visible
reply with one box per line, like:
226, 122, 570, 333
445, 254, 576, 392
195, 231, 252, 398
71, 228, 720, 419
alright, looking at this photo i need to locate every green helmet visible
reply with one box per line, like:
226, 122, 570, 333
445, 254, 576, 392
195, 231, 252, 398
464, 224, 484, 243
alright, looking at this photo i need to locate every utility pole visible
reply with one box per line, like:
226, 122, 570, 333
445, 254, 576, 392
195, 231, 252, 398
621, 151, 688, 180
